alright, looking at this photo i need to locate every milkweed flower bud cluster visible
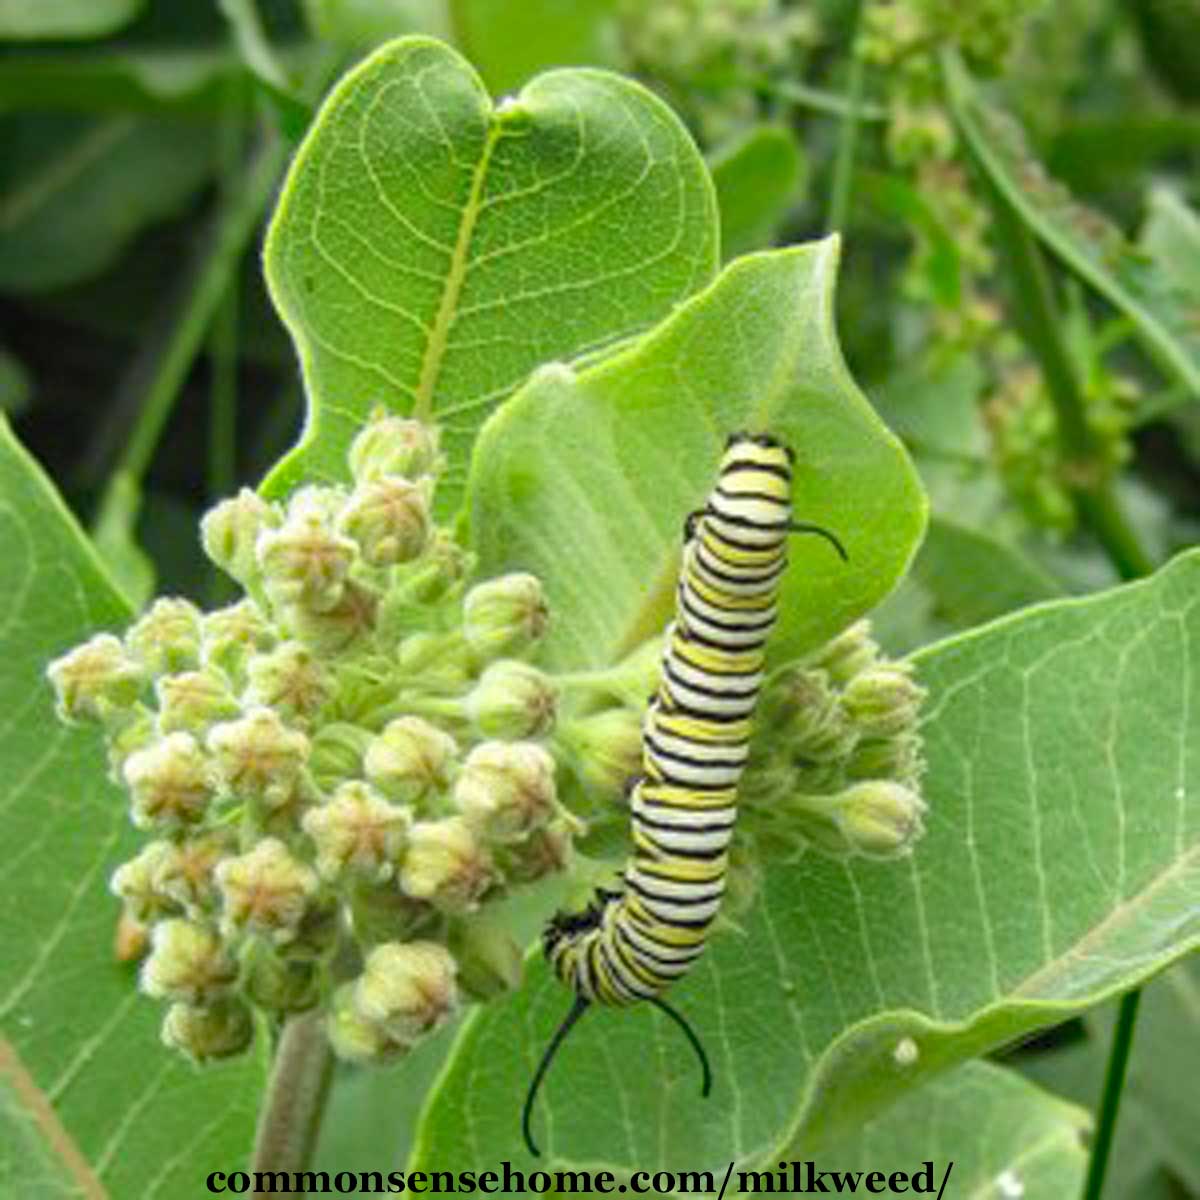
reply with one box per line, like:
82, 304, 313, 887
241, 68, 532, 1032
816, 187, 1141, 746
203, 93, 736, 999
735, 620, 928, 874
617, 0, 818, 144
47, 413, 581, 1067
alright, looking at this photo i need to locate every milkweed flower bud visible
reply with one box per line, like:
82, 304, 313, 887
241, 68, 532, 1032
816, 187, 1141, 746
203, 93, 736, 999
846, 733, 923, 784
123, 732, 214, 829
201, 600, 275, 684
807, 619, 878, 686
201, 488, 282, 586
338, 476, 433, 567
763, 668, 856, 762
242, 944, 321, 1013
348, 412, 441, 482
399, 816, 495, 911
284, 579, 378, 654
308, 722, 373, 793
47, 633, 143, 723
256, 487, 358, 613
161, 998, 254, 1063
559, 708, 643, 800
461, 573, 548, 661
125, 598, 203, 677
152, 831, 232, 912
155, 669, 240, 735
98, 711, 156, 792
327, 983, 390, 1063
364, 716, 458, 805
464, 661, 557, 739
354, 941, 458, 1046
214, 837, 318, 943
405, 528, 469, 604
446, 916, 523, 1001
453, 740, 558, 842
497, 819, 575, 884
302, 780, 411, 882
842, 663, 925, 739
206, 707, 309, 808
110, 841, 179, 923
833, 780, 927, 858
141, 918, 236, 1003
244, 641, 332, 725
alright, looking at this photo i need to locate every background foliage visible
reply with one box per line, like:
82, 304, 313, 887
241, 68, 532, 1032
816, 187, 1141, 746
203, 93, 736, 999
1, 1, 1198, 1197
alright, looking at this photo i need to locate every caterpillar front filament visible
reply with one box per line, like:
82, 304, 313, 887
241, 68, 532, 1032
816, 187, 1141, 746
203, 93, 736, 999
522, 432, 847, 1156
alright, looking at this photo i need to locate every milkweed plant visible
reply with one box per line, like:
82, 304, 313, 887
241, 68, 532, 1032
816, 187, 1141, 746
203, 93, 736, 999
5, 2, 1200, 1197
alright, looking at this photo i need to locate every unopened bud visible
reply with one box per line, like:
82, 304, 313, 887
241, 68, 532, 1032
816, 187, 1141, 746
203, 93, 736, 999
141, 918, 236, 1003
399, 816, 495, 911
842, 663, 925, 739
348, 412, 442, 482
214, 837, 318, 943
807, 620, 878, 686
461, 573, 548, 661
764, 668, 856, 762
302, 780, 411, 882
464, 661, 557, 739
162, 998, 254, 1062
834, 780, 927, 858
327, 982, 391, 1063
206, 707, 309, 808
257, 487, 358, 613
242, 943, 321, 1013
201, 600, 275, 684
497, 818, 575, 884
453, 740, 557, 842
104, 704, 156, 779
244, 641, 332, 725
47, 633, 143, 724
446, 916, 522, 1001
846, 733, 923, 784
364, 716, 458, 804
123, 732, 214, 829
561, 708, 644, 799
308, 722, 373, 793
155, 669, 240, 735
152, 831, 233, 912
110, 841, 180, 923
201, 488, 282, 586
354, 940, 458, 1045
125, 598, 203, 677
339, 476, 433, 567
284, 578, 378, 654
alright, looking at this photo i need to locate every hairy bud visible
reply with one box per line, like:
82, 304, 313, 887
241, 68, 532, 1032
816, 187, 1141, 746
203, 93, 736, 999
464, 660, 557, 739
47, 633, 143, 724
461, 573, 548, 661
123, 732, 214, 829
452, 740, 557, 842
364, 716, 458, 805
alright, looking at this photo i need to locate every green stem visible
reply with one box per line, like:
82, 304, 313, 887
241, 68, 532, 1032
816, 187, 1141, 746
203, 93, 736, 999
1081, 990, 1142, 1200
101, 133, 288, 501
826, 0, 867, 235
968, 116, 1154, 581
251, 1011, 334, 1197
757, 78, 887, 122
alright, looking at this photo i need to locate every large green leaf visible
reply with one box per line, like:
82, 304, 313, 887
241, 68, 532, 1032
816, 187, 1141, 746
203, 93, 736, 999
821, 1061, 1088, 1197
0, 113, 218, 293
943, 50, 1200, 404
409, 549, 1200, 1173
262, 36, 717, 509
467, 240, 927, 671
0, 418, 266, 1196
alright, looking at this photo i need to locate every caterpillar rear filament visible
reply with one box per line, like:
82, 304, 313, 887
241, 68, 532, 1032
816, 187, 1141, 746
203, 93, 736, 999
522, 432, 847, 1156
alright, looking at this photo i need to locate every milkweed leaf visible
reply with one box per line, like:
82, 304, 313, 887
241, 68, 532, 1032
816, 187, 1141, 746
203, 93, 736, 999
262, 35, 717, 512
410, 549, 1200, 1172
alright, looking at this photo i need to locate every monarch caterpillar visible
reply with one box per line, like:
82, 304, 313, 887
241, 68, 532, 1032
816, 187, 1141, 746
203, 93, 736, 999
522, 432, 847, 1156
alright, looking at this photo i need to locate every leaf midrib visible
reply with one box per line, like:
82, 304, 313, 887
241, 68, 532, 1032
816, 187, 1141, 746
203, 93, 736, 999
412, 116, 501, 423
